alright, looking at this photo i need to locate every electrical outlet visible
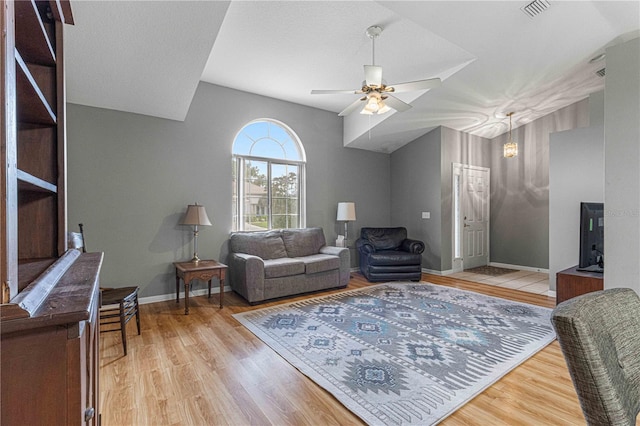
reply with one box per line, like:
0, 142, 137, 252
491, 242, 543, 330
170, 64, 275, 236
422, 212, 430, 219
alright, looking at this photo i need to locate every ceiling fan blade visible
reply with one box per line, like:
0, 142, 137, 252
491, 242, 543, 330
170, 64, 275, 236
383, 95, 412, 112
338, 97, 366, 116
388, 78, 441, 93
364, 65, 383, 87
311, 89, 360, 95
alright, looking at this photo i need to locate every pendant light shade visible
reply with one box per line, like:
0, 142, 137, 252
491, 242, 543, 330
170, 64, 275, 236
503, 112, 518, 158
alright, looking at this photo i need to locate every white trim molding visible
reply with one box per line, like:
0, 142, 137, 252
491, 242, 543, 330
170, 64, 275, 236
422, 268, 455, 276
138, 286, 231, 305
489, 262, 549, 274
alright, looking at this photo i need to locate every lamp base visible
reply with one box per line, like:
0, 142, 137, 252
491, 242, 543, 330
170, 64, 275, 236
191, 254, 201, 263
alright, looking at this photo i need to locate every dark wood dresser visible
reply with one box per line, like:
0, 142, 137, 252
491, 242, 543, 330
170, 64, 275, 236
556, 265, 604, 304
1, 251, 103, 425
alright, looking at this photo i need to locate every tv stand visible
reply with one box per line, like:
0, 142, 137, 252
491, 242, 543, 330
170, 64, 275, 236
576, 264, 604, 273
556, 265, 604, 304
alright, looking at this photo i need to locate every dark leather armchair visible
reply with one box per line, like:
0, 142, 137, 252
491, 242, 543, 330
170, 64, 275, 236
356, 227, 424, 282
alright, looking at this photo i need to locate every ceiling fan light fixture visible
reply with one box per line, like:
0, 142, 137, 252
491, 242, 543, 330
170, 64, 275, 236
360, 104, 377, 115
362, 95, 380, 114
360, 92, 391, 115
378, 101, 391, 114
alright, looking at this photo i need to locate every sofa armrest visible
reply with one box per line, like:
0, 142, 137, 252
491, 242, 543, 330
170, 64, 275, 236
319, 245, 346, 257
228, 253, 265, 303
401, 238, 425, 254
319, 245, 350, 286
356, 238, 375, 254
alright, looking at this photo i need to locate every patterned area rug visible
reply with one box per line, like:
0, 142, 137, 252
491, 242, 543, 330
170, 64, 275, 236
464, 265, 518, 276
233, 282, 555, 425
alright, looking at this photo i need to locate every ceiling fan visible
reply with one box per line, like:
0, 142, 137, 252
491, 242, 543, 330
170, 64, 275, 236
311, 25, 441, 117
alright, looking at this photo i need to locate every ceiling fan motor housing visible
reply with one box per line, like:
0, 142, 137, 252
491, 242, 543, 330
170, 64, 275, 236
366, 25, 383, 39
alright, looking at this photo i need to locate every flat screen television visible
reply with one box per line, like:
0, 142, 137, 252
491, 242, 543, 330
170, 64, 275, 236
577, 202, 604, 273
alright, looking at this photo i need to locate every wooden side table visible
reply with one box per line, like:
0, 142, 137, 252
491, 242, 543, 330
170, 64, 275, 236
174, 260, 227, 315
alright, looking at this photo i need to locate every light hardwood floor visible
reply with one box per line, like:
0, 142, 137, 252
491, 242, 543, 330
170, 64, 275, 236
100, 273, 586, 425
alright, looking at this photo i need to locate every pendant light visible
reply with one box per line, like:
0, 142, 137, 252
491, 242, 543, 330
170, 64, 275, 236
503, 112, 518, 158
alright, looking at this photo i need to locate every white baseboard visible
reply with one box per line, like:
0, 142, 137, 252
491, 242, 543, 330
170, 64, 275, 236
138, 286, 231, 305
137, 264, 549, 305
422, 268, 455, 276
489, 262, 549, 274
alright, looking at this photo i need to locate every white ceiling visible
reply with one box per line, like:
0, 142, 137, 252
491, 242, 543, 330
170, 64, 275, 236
65, 1, 640, 153
65, 1, 230, 121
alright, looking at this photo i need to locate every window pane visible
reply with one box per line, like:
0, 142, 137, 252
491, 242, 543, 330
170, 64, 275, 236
243, 160, 268, 230
232, 159, 238, 231
252, 138, 286, 159
271, 163, 298, 229
232, 134, 254, 156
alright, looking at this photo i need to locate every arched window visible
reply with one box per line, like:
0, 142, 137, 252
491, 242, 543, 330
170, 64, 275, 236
232, 119, 306, 231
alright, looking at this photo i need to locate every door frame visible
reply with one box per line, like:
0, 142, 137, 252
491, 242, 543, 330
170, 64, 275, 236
452, 163, 491, 273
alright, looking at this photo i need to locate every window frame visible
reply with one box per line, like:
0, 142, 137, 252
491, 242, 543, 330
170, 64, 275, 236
232, 119, 306, 232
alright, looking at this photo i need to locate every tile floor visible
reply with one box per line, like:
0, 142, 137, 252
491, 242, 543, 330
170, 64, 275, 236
449, 269, 552, 296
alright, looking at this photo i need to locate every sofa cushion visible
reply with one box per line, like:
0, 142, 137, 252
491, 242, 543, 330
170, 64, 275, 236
300, 254, 341, 275
230, 230, 287, 260
360, 227, 408, 250
282, 228, 326, 258
263, 258, 305, 278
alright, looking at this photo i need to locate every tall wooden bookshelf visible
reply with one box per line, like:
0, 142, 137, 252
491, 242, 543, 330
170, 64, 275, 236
2, 0, 72, 301
2, 2, 103, 425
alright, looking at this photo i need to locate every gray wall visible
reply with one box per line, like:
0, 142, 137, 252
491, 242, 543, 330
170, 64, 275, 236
604, 37, 640, 294
489, 100, 590, 269
389, 126, 491, 272
389, 100, 589, 275
548, 92, 605, 290
67, 51, 635, 294
390, 127, 442, 270
67, 82, 391, 298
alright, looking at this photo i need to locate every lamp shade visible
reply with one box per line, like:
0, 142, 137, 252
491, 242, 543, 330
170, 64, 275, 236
337, 202, 356, 221
181, 203, 212, 226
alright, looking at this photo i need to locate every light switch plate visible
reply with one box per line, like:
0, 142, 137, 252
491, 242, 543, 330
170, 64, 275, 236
422, 212, 430, 219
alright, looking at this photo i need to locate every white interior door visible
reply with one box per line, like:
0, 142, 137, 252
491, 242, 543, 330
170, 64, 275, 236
453, 164, 490, 271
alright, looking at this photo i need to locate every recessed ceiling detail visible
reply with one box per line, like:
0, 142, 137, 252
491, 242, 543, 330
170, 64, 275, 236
64, 1, 640, 153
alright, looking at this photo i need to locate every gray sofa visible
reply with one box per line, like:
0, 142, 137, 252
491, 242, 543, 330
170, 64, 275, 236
228, 228, 350, 304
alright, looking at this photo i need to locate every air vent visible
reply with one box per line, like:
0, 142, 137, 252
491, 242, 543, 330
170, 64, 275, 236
596, 68, 606, 78
521, 0, 551, 18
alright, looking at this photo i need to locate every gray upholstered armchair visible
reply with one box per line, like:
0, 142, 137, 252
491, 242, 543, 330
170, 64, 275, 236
551, 288, 640, 425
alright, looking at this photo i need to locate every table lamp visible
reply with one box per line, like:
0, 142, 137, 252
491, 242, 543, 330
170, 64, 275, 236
337, 202, 356, 247
181, 203, 212, 262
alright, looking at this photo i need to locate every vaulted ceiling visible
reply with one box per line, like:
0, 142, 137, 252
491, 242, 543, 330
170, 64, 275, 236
65, 1, 640, 153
